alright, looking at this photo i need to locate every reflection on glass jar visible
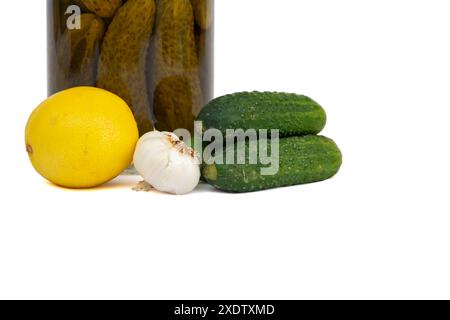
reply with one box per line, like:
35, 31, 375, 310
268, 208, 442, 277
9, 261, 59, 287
47, 0, 214, 135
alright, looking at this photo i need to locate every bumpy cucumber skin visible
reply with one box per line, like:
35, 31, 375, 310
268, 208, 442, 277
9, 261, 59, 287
151, 0, 203, 132
77, 0, 123, 18
97, 0, 156, 136
197, 92, 327, 138
202, 135, 342, 193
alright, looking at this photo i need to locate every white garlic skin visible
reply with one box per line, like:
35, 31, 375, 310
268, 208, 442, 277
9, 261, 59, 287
133, 131, 200, 195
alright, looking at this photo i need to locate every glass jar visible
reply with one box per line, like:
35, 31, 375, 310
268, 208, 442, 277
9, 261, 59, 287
47, 0, 214, 135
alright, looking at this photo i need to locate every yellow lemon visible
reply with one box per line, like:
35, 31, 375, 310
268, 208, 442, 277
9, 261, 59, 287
25, 87, 139, 188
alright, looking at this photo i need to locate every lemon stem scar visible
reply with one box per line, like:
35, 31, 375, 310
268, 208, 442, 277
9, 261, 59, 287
26, 144, 33, 155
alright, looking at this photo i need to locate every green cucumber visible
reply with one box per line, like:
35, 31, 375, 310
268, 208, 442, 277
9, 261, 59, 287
202, 135, 342, 193
197, 92, 327, 137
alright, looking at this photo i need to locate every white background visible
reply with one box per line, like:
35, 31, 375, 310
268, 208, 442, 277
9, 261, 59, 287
0, 0, 449, 300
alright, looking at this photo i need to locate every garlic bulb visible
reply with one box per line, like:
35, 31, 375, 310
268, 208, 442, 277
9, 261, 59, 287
133, 131, 201, 195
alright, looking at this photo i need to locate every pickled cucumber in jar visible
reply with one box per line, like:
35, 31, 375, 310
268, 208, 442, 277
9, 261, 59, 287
47, 0, 214, 135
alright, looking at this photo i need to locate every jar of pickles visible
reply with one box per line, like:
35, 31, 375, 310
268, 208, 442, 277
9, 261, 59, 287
47, 0, 214, 135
